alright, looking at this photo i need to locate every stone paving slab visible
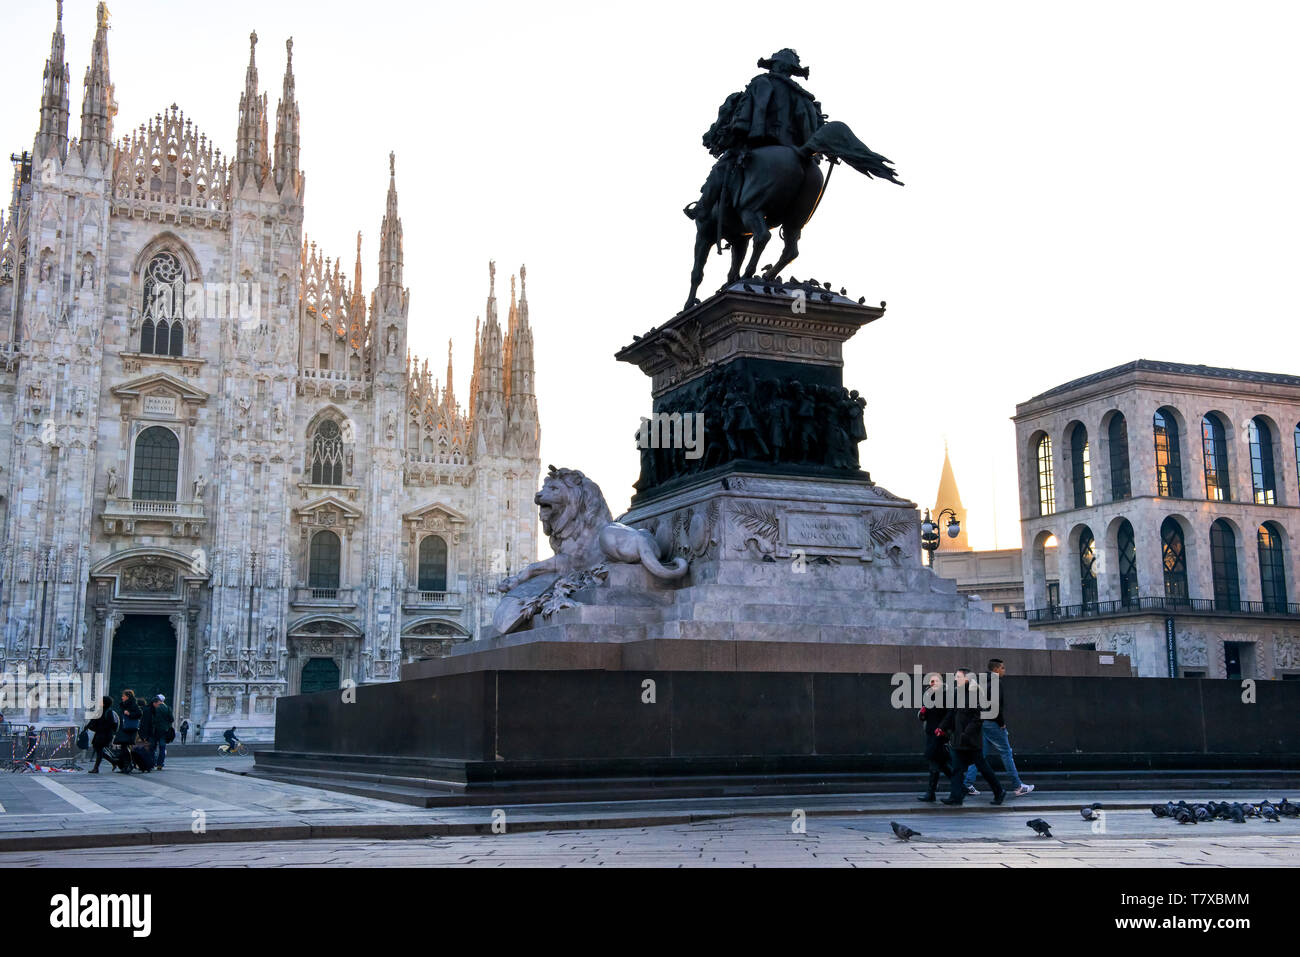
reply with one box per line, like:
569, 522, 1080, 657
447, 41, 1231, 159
6, 816, 1295, 868
3, 756, 1299, 856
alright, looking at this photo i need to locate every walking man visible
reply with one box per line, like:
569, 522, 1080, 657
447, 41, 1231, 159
962, 658, 1034, 797
917, 672, 951, 802
179, 718, 190, 744
145, 695, 174, 770
939, 668, 1006, 806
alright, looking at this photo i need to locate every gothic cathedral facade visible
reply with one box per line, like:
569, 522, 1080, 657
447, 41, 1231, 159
0, 5, 541, 738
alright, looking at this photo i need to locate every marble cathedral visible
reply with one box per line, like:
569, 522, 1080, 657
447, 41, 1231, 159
0, 5, 542, 738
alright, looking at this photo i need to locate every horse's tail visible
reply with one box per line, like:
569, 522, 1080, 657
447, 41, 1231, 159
802, 121, 904, 186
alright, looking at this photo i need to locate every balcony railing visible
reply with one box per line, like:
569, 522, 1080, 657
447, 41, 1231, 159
103, 497, 205, 520
1009, 596, 1300, 623
403, 588, 466, 610
291, 586, 357, 608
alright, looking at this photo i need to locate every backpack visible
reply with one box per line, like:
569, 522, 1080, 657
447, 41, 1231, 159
76, 728, 90, 751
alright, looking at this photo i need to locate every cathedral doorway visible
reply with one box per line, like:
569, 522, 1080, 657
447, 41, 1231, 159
299, 657, 341, 694
107, 615, 177, 703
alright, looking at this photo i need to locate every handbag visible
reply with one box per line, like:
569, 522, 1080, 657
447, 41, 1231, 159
76, 728, 90, 750
165, 727, 176, 743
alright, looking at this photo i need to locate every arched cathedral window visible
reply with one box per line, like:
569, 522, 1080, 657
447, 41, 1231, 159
310, 420, 345, 485
132, 426, 179, 501
140, 252, 186, 357
418, 536, 448, 592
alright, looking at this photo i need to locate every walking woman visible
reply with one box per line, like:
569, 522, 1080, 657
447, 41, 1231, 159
115, 689, 142, 773
917, 673, 951, 802
86, 696, 120, 773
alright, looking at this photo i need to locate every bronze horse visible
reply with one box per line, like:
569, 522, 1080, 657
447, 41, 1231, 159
684, 120, 903, 311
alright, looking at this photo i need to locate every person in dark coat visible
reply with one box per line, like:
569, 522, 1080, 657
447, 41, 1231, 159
145, 696, 174, 770
85, 696, 120, 773
938, 669, 1005, 805
962, 658, 1034, 797
179, 719, 190, 744
917, 673, 951, 802
115, 690, 143, 774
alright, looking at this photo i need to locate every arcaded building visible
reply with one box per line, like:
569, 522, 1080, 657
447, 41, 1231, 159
1012, 360, 1299, 679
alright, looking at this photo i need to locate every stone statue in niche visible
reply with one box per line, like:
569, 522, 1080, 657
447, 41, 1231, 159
193, 474, 207, 500
106, 466, 119, 497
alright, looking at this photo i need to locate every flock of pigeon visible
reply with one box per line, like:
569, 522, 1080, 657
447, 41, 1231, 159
888, 797, 1299, 842
1151, 797, 1299, 824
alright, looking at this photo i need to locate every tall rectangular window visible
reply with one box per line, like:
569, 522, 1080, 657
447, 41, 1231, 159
1036, 435, 1055, 516
1108, 414, 1131, 501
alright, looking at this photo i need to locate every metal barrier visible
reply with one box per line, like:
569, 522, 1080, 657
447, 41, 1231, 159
6, 725, 83, 769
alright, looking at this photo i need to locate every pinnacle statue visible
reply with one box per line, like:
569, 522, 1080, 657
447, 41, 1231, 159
684, 48, 903, 310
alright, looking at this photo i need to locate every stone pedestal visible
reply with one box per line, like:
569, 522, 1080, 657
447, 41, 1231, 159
616, 281, 882, 504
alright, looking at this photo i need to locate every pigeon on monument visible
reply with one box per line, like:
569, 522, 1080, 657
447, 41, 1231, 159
890, 821, 920, 841
1026, 819, 1053, 838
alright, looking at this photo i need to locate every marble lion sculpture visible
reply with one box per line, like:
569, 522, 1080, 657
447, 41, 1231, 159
497, 466, 689, 596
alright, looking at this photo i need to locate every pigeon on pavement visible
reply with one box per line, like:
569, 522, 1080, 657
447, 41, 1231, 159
1026, 818, 1053, 837
1080, 807, 1098, 821
890, 821, 920, 841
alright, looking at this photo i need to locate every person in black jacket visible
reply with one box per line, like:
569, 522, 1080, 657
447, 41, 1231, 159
938, 669, 1005, 805
115, 689, 143, 774
85, 696, 120, 773
962, 658, 1034, 796
917, 673, 951, 802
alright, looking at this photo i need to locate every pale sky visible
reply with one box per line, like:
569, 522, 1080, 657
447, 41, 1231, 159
4, 0, 1299, 549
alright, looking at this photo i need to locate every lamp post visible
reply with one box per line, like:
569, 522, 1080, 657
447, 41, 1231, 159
920, 507, 960, 567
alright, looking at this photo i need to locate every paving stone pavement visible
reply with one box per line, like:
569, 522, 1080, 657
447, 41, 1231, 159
3, 812, 1299, 867
2, 755, 1299, 865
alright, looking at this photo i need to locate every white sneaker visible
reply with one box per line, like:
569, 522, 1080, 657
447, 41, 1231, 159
965, 784, 979, 795
1015, 784, 1035, 796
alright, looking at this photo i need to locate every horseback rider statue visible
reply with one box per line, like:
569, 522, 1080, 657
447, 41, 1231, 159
684, 49, 903, 311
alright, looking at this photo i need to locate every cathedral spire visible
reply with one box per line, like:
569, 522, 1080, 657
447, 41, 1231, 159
505, 264, 538, 455
444, 338, 455, 412
234, 30, 269, 188
36, 0, 71, 162
272, 36, 300, 194
78, 2, 114, 164
932, 443, 970, 551
471, 262, 504, 438
377, 152, 403, 294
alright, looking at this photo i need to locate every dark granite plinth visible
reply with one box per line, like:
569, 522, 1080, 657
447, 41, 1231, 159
259, 669, 1300, 802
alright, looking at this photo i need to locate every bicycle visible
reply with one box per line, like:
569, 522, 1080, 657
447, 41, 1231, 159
217, 742, 250, 756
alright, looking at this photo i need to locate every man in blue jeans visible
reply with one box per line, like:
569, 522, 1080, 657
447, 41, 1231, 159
963, 658, 1034, 797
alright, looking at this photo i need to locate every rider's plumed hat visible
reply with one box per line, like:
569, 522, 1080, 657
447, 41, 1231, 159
757, 48, 809, 79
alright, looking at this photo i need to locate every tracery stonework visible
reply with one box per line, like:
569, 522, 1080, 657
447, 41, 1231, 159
0, 9, 540, 740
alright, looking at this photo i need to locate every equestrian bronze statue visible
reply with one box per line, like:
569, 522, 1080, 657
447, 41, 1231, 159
684, 49, 903, 311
